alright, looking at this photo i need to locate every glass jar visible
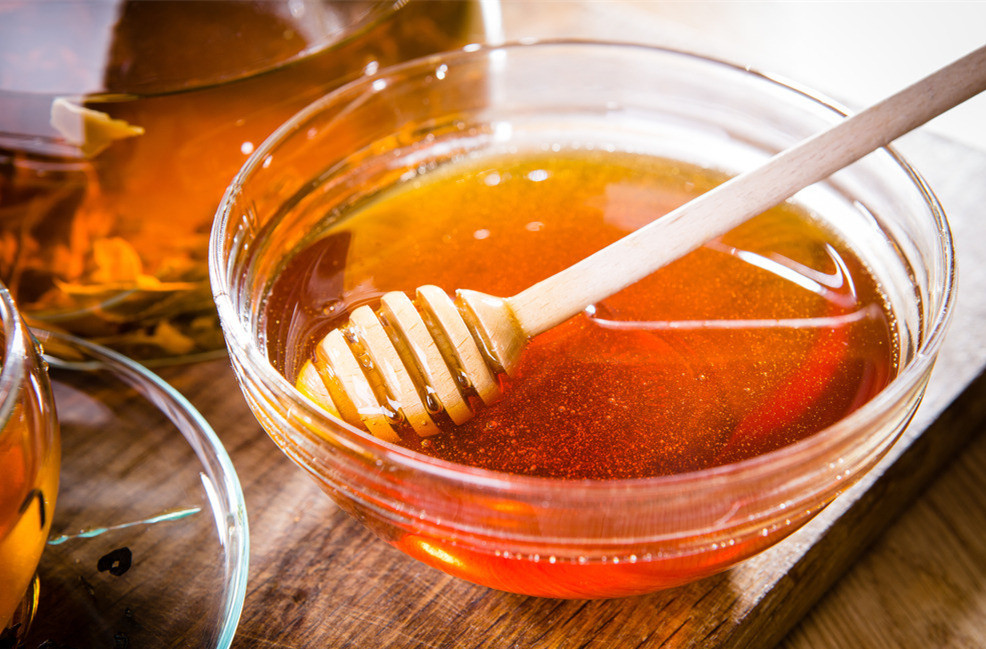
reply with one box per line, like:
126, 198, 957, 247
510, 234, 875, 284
0, 281, 59, 637
0, 0, 502, 361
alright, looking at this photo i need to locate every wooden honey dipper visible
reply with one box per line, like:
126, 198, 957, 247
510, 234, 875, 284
297, 45, 986, 442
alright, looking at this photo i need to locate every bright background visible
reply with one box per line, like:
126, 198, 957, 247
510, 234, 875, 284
500, 1, 986, 152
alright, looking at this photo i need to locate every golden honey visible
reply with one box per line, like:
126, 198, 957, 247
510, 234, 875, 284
0, 339, 59, 632
266, 149, 896, 478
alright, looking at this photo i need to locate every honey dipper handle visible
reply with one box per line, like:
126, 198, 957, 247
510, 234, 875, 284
506, 44, 986, 338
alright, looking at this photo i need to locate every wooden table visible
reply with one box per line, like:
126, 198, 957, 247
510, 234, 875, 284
21, 3, 986, 648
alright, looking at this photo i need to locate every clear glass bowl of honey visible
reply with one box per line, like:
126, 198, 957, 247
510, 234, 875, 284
211, 42, 955, 598
0, 281, 59, 639
0, 0, 500, 362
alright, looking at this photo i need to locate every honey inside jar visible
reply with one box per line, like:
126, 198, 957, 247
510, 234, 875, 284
0, 0, 487, 359
265, 149, 896, 479
0, 334, 59, 632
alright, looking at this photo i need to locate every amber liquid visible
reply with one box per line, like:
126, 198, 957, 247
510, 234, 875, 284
0, 0, 485, 359
267, 148, 896, 476
0, 344, 59, 631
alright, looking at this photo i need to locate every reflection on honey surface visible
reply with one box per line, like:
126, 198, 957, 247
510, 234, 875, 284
266, 149, 896, 478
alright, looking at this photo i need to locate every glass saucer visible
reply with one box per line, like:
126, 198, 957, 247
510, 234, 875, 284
21, 330, 248, 648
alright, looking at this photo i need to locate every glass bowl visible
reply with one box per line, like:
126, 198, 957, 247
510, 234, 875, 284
0, 282, 59, 639
20, 330, 249, 647
210, 42, 954, 598
0, 0, 500, 362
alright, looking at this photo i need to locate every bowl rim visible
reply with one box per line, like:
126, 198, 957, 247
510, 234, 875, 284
210, 39, 956, 498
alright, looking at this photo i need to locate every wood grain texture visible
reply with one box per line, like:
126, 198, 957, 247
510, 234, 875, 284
784, 412, 986, 649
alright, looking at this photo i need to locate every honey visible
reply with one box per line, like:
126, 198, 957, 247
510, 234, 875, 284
0, 342, 59, 632
0, 0, 488, 359
266, 148, 896, 479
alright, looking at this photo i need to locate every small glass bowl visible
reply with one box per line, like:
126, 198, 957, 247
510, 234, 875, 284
20, 330, 249, 647
0, 282, 59, 638
211, 42, 954, 598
